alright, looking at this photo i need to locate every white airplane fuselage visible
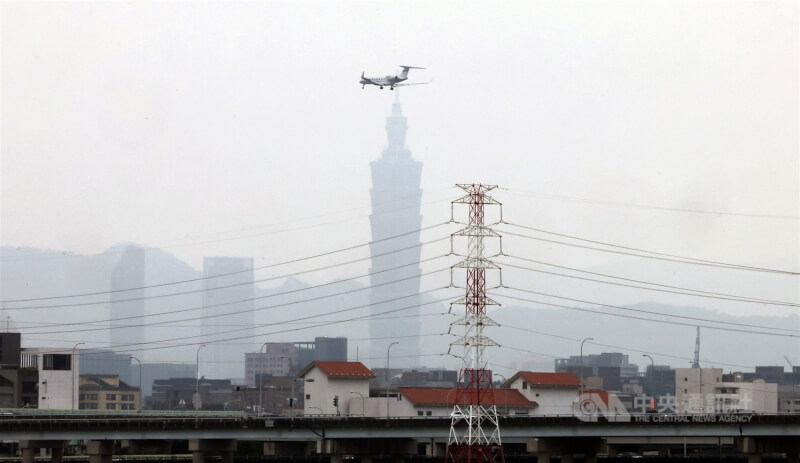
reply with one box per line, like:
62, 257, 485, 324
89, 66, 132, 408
360, 75, 407, 89
360, 66, 424, 89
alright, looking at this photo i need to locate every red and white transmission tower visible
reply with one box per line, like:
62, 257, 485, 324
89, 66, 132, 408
446, 184, 504, 463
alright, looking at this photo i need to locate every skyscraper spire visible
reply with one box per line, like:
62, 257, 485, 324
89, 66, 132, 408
368, 98, 423, 368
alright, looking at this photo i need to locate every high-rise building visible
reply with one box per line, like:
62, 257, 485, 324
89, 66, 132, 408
110, 245, 145, 362
368, 96, 423, 367
201, 257, 254, 381
244, 342, 298, 388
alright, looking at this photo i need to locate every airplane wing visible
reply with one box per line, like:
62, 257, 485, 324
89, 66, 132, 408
392, 78, 434, 87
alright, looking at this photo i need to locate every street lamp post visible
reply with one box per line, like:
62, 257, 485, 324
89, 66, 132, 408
259, 342, 268, 415
71, 342, 85, 411
130, 356, 142, 413
386, 342, 399, 419
350, 391, 365, 416
579, 337, 594, 396
642, 354, 655, 394
195, 344, 206, 412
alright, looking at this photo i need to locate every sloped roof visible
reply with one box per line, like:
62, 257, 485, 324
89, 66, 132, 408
299, 361, 375, 379
399, 387, 537, 407
512, 372, 581, 387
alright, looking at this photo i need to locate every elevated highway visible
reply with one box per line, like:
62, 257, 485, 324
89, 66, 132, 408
2, 413, 798, 463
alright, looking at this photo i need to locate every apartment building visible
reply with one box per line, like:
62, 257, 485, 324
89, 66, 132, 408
79, 375, 140, 411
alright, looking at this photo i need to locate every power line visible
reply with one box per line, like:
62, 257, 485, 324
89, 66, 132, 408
39, 290, 457, 356
499, 223, 799, 276
2, 235, 451, 310
16, 311, 455, 330
490, 290, 800, 338
498, 260, 800, 309
1, 222, 452, 304
29, 331, 454, 350
499, 254, 798, 307
18, 267, 453, 335
501, 187, 799, 220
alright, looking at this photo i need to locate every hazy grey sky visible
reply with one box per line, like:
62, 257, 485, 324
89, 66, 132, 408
2, 0, 798, 321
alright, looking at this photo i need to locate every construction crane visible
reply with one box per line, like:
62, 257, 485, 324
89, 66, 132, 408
691, 327, 701, 369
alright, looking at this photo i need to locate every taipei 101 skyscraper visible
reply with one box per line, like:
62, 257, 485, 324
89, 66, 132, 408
368, 94, 423, 367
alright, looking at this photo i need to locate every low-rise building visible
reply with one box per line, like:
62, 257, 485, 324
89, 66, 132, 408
79, 375, 140, 411
298, 361, 374, 416
245, 343, 298, 388
21, 347, 81, 410
505, 372, 581, 415
0, 333, 38, 408
397, 387, 537, 417
148, 377, 233, 411
676, 368, 777, 413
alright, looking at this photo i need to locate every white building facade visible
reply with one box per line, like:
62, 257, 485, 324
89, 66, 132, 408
22, 348, 81, 410
298, 361, 374, 416
676, 368, 777, 413
506, 372, 581, 415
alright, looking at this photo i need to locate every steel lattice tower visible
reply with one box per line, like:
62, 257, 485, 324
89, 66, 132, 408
446, 184, 504, 463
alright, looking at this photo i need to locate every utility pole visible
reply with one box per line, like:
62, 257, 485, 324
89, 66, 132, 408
446, 184, 504, 463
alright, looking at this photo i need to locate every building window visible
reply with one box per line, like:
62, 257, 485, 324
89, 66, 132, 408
522, 381, 528, 390
417, 411, 423, 416
426, 411, 432, 416
306, 394, 310, 399
43, 354, 71, 370
79, 394, 85, 400
106, 394, 116, 401
106, 403, 116, 410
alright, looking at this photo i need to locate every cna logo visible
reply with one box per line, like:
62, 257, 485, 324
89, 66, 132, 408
573, 392, 631, 422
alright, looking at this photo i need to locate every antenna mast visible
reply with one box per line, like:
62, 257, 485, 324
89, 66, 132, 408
446, 184, 504, 463
692, 326, 700, 369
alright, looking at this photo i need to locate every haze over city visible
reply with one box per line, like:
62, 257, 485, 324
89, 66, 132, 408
1, 1, 798, 375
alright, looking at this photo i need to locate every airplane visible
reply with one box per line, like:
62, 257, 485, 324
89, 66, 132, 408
360, 65, 431, 90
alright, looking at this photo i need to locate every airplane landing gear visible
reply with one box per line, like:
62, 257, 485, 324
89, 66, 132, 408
380, 86, 384, 89
390, 86, 394, 90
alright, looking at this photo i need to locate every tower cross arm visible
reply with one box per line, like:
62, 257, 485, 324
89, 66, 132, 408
452, 258, 500, 269
452, 195, 502, 206
452, 225, 502, 238
449, 337, 501, 348
450, 297, 501, 306
456, 184, 498, 194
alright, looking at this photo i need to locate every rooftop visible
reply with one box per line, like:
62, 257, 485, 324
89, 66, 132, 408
399, 387, 537, 407
300, 361, 375, 379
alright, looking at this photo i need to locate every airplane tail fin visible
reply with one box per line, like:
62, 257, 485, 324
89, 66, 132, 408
398, 65, 425, 79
